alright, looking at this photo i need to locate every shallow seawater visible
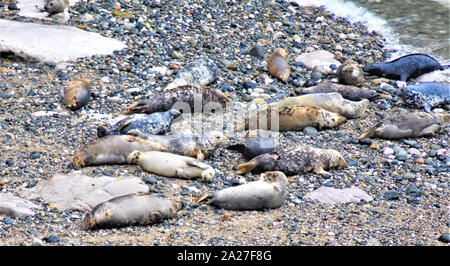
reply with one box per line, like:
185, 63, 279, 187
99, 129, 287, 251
319, 0, 450, 64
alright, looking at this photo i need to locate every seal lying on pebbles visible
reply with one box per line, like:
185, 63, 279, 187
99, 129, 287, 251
226, 136, 275, 160
336, 59, 365, 87
267, 48, 290, 83
164, 58, 218, 91
363, 53, 444, 81
124, 85, 232, 115
295, 82, 387, 101
197, 171, 288, 210
81, 192, 185, 230
235, 104, 347, 131
127, 130, 227, 161
236, 145, 347, 176
64, 78, 90, 110
71, 135, 167, 168
97, 109, 181, 138
274, 92, 369, 119
396, 82, 450, 113
128, 151, 216, 182
358, 112, 449, 139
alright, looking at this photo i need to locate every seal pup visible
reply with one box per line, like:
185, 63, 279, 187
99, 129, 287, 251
358, 112, 449, 139
64, 78, 90, 110
71, 135, 167, 168
81, 192, 185, 230
128, 151, 216, 182
267, 48, 290, 83
97, 109, 181, 138
396, 82, 450, 113
164, 57, 218, 91
274, 92, 369, 119
127, 130, 227, 161
336, 59, 365, 87
124, 85, 232, 115
236, 145, 347, 176
44, 0, 69, 15
363, 53, 444, 81
197, 171, 288, 210
295, 82, 388, 101
226, 136, 275, 160
234, 104, 347, 131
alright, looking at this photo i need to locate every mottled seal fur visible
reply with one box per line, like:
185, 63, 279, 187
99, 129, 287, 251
64, 78, 90, 110
81, 192, 185, 230
128, 151, 216, 182
396, 82, 450, 113
127, 130, 227, 161
337, 59, 365, 87
275, 92, 369, 119
198, 171, 288, 210
295, 82, 387, 101
235, 104, 347, 131
363, 53, 443, 81
124, 85, 232, 115
71, 135, 167, 168
267, 48, 290, 83
358, 112, 449, 139
236, 145, 347, 176
164, 57, 218, 91
97, 109, 181, 138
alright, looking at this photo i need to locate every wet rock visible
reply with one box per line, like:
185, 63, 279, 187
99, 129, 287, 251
304, 186, 373, 204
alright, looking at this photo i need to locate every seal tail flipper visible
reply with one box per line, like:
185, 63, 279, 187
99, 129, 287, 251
236, 161, 258, 175
226, 144, 246, 153
194, 193, 213, 204
358, 127, 379, 140
123, 100, 151, 115
440, 64, 450, 70
369, 93, 392, 101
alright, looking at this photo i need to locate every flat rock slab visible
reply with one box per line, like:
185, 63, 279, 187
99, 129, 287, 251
19, 172, 149, 212
304, 186, 373, 204
295, 50, 341, 72
0, 19, 126, 63
0, 193, 42, 217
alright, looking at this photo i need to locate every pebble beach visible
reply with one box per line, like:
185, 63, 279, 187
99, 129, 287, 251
0, 0, 449, 247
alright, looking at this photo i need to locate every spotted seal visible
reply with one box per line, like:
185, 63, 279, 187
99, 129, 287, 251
236, 145, 347, 176
234, 104, 347, 131
127, 130, 227, 161
363, 53, 444, 81
164, 57, 218, 91
128, 151, 216, 182
97, 109, 181, 138
81, 192, 185, 230
295, 82, 388, 101
336, 59, 365, 87
396, 82, 450, 113
64, 78, 90, 110
71, 135, 167, 168
267, 48, 290, 83
197, 171, 288, 210
358, 112, 449, 139
124, 85, 232, 115
275, 92, 369, 119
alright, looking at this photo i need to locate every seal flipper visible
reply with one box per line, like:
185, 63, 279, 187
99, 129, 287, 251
423, 103, 432, 113
236, 161, 258, 175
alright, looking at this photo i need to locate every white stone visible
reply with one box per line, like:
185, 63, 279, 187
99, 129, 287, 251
294, 50, 341, 73
304, 186, 373, 204
19, 172, 149, 212
0, 19, 126, 63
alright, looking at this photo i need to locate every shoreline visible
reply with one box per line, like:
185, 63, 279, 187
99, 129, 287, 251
0, 0, 449, 246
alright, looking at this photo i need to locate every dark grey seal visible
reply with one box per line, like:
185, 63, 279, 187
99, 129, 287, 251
363, 53, 444, 81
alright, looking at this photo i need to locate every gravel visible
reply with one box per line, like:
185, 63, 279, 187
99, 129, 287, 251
0, 0, 448, 246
